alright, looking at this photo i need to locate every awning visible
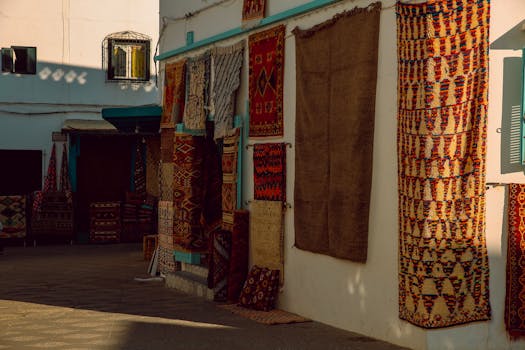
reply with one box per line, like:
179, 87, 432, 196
62, 119, 118, 134
102, 105, 161, 134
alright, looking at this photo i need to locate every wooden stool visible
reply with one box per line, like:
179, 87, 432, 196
143, 234, 158, 261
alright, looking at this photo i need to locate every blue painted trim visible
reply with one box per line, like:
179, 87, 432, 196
186, 31, 195, 45
234, 115, 243, 209
175, 123, 206, 136
155, 0, 341, 61
174, 251, 201, 264
69, 135, 79, 192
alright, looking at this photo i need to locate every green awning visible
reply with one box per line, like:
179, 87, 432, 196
102, 105, 161, 133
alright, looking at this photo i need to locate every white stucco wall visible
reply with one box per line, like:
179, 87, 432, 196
159, 1, 525, 349
0, 0, 159, 177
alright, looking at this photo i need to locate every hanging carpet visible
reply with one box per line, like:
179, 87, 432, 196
183, 53, 210, 133
396, 0, 491, 328
173, 131, 221, 252
248, 25, 285, 137
242, 0, 266, 23
253, 143, 286, 202
506, 183, 525, 338
293, 3, 381, 262
227, 210, 250, 302
249, 200, 284, 284
221, 129, 240, 231
211, 41, 244, 140
0, 196, 26, 239
161, 60, 186, 128
212, 230, 232, 302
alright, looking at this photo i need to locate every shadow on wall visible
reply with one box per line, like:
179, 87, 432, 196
490, 19, 525, 174
0, 61, 158, 107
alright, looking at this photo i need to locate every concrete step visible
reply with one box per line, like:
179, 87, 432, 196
180, 262, 209, 279
165, 271, 214, 300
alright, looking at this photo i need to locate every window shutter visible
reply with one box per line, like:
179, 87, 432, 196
1, 48, 14, 73
521, 49, 525, 164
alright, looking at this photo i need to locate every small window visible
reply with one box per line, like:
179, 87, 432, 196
107, 39, 150, 81
1, 46, 36, 74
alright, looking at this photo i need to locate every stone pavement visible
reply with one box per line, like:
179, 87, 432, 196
0, 244, 409, 350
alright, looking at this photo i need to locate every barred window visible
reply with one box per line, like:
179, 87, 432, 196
103, 32, 151, 82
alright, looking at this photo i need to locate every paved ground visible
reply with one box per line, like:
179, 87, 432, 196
0, 244, 409, 350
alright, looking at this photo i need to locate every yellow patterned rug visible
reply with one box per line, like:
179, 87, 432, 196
396, 0, 491, 328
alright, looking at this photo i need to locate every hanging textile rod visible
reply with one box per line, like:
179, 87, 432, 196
245, 200, 292, 209
155, 0, 343, 61
485, 182, 509, 189
245, 142, 292, 150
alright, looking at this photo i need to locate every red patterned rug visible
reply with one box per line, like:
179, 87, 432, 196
242, 0, 266, 23
253, 143, 286, 202
0, 195, 26, 238
248, 25, 285, 137
89, 202, 121, 243
221, 129, 240, 231
506, 183, 525, 338
173, 133, 206, 251
227, 210, 250, 302
212, 230, 231, 302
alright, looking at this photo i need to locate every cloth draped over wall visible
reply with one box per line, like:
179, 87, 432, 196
211, 41, 244, 140
506, 183, 525, 338
248, 25, 285, 137
293, 3, 381, 262
396, 0, 491, 328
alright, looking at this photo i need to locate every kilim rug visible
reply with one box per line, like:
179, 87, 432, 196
158, 245, 177, 275
242, 0, 266, 23
506, 184, 525, 338
89, 202, 121, 243
183, 52, 211, 133
161, 60, 186, 128
173, 133, 206, 251
248, 25, 285, 137
160, 162, 174, 202
222, 129, 240, 231
158, 200, 174, 249
227, 210, 250, 302
59, 144, 72, 203
293, 3, 381, 263
33, 143, 58, 215
161, 128, 175, 163
134, 143, 146, 197
253, 143, 286, 202
218, 304, 310, 325
397, 0, 491, 328
211, 41, 244, 140
0, 196, 26, 238
249, 200, 283, 284
212, 230, 232, 301
146, 136, 160, 198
